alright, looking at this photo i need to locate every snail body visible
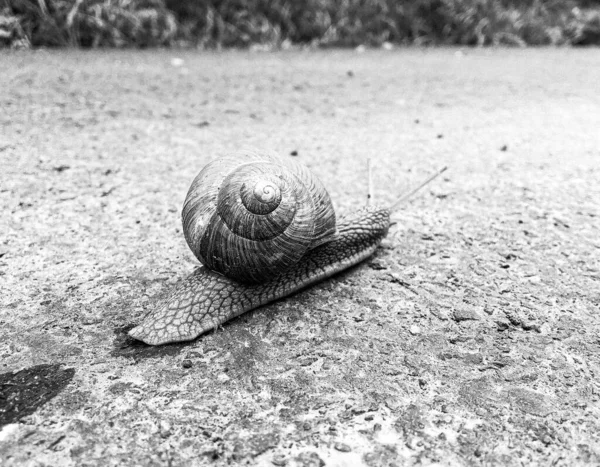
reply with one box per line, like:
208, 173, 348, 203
129, 206, 390, 345
129, 150, 392, 345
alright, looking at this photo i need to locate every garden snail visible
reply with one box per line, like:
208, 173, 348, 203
128, 149, 446, 345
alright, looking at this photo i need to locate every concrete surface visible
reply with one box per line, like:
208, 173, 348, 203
1, 48, 599, 466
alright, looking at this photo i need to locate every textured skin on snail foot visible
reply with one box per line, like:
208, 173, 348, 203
128, 207, 391, 345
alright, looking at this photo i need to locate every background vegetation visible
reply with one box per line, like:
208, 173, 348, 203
2, 0, 600, 48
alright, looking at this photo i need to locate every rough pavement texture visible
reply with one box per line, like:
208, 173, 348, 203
1, 48, 599, 466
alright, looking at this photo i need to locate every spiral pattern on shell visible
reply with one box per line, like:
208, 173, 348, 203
182, 150, 338, 284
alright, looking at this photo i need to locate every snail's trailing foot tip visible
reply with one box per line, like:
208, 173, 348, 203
112, 324, 188, 358
129, 268, 239, 345
127, 320, 198, 346
127, 324, 156, 345
127, 325, 187, 346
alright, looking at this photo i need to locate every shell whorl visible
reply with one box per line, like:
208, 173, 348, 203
182, 150, 338, 284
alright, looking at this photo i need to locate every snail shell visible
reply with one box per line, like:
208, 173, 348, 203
181, 150, 338, 284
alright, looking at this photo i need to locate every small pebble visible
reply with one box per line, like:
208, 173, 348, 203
542, 435, 553, 446
82, 316, 100, 325
409, 325, 421, 335
217, 373, 230, 382
334, 442, 351, 452
290, 150, 298, 156
405, 437, 419, 450
271, 454, 286, 466
453, 308, 480, 322
302, 422, 311, 431
373, 423, 382, 432
500, 145, 508, 151
182, 359, 192, 369
160, 421, 171, 438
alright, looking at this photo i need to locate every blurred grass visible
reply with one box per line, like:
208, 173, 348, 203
1, 0, 600, 48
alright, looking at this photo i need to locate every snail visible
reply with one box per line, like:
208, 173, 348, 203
128, 149, 446, 345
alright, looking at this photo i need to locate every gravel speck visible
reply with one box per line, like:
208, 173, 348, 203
334, 442, 351, 452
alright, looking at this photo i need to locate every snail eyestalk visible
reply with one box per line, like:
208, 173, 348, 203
390, 166, 448, 212
367, 158, 373, 206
